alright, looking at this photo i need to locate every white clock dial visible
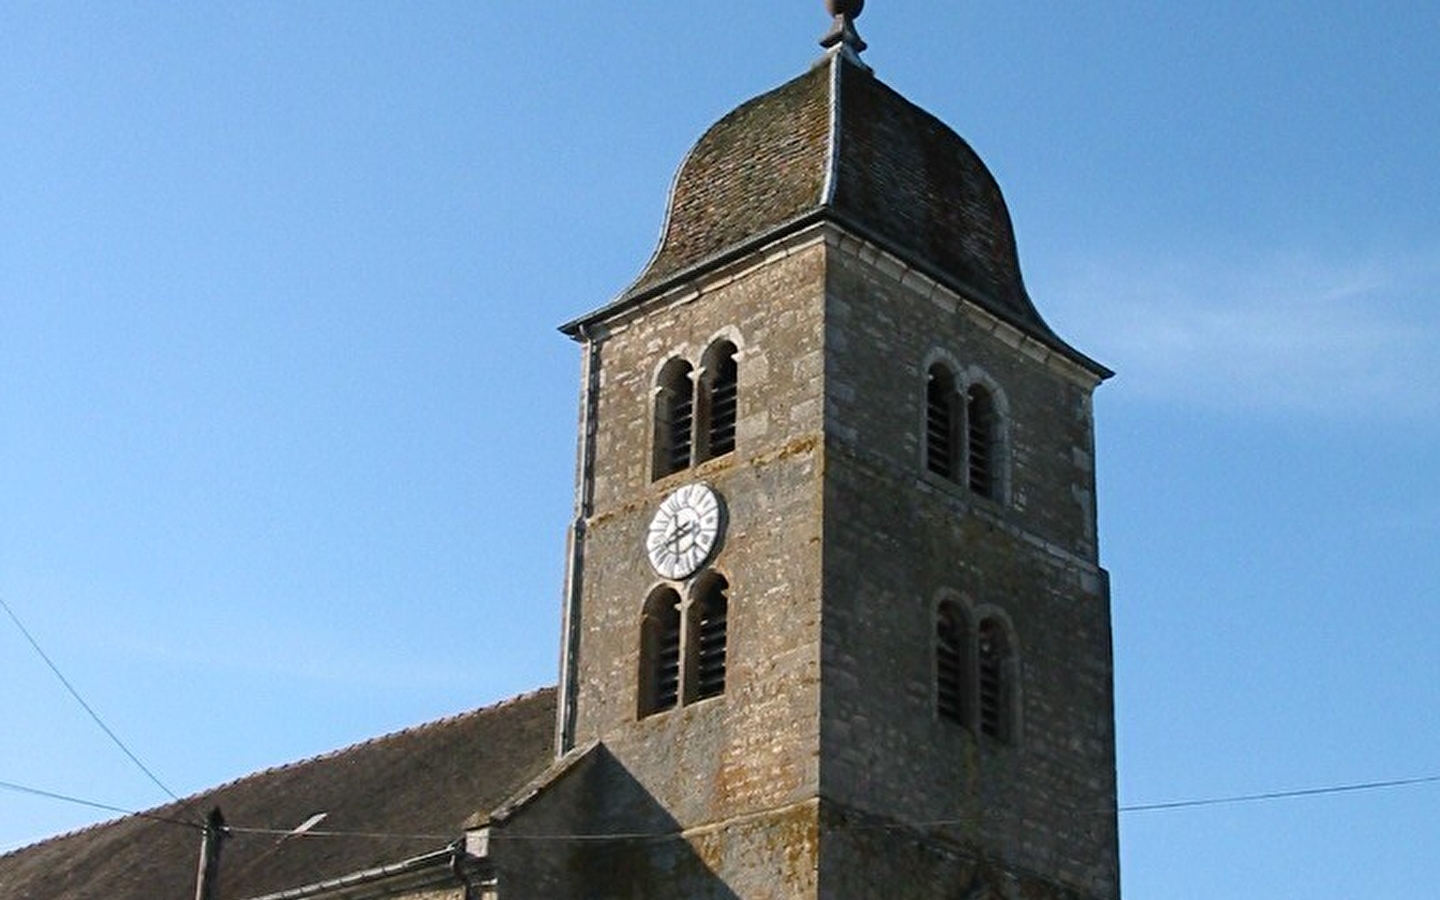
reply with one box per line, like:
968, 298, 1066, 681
646, 483, 724, 580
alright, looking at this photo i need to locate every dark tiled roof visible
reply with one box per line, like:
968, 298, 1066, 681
828, 59, 1042, 330
577, 52, 1100, 372
0, 688, 556, 900
628, 62, 831, 298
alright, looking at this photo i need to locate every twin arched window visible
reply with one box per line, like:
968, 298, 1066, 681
926, 363, 1003, 501
639, 572, 730, 718
936, 599, 1017, 743
654, 341, 739, 480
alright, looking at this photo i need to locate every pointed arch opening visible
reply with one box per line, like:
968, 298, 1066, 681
653, 359, 694, 479
966, 384, 998, 499
936, 600, 968, 726
697, 340, 738, 463
639, 587, 683, 717
689, 572, 729, 702
926, 363, 959, 479
976, 616, 1015, 743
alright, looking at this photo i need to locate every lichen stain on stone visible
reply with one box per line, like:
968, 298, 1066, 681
770, 805, 821, 884
748, 434, 821, 471
713, 753, 756, 808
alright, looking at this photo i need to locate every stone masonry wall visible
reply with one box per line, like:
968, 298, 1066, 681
817, 230, 1120, 899
492, 749, 820, 900
558, 222, 1118, 900
569, 233, 830, 836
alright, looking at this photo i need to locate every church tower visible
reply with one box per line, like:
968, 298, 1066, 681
486, 6, 1119, 899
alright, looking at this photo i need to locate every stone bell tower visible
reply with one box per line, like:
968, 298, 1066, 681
483, 5, 1120, 898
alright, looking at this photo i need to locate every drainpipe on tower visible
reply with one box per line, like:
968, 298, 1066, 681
557, 324, 601, 755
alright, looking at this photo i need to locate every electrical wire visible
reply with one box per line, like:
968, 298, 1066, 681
7, 591, 1430, 842
215, 772, 1440, 842
0, 594, 181, 803
0, 779, 198, 831
252, 771, 1440, 842
225, 825, 454, 841
3, 767, 1438, 847
1118, 773, 1440, 814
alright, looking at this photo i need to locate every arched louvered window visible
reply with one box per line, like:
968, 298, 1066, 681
966, 385, 997, 499
697, 341, 738, 463
689, 573, 729, 701
639, 572, 733, 718
936, 601, 967, 725
976, 617, 1013, 742
926, 364, 959, 479
653, 359, 694, 479
922, 361, 1007, 503
639, 588, 683, 717
936, 600, 1018, 744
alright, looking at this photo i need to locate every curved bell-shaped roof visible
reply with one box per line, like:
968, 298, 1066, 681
569, 52, 1104, 376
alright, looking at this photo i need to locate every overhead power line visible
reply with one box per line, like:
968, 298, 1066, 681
0, 779, 197, 831
0, 594, 180, 803
1119, 773, 1440, 814
4, 769, 1438, 848
226, 825, 453, 841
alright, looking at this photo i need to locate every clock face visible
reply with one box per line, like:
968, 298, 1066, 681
646, 483, 724, 580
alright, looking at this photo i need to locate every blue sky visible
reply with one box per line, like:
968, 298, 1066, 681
3, 2, 1437, 896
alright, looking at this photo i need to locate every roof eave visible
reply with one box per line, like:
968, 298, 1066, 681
239, 847, 458, 900
558, 211, 1113, 382
821, 211, 1115, 382
558, 208, 829, 339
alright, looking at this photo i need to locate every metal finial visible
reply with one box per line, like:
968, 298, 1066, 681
820, 0, 867, 57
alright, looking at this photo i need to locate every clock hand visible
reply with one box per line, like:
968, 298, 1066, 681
667, 521, 691, 551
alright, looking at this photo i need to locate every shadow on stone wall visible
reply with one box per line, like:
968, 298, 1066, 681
490, 744, 746, 900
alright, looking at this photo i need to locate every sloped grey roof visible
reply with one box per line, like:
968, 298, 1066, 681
566, 52, 1102, 375
0, 688, 556, 900
626, 60, 831, 299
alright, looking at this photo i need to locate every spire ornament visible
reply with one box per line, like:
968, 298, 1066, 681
820, 0, 867, 59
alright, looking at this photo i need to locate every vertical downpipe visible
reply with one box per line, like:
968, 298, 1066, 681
556, 325, 601, 756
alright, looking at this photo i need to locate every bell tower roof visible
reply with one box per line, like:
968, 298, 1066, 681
631, 55, 1037, 308
565, 34, 1106, 376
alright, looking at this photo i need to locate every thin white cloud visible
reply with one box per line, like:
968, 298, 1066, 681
1046, 243, 1440, 419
